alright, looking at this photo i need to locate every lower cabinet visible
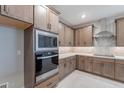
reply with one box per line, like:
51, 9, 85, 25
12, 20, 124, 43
93, 57, 114, 79
35, 74, 59, 88
77, 56, 93, 73
115, 60, 124, 82
93, 58, 103, 75
77, 56, 85, 71
59, 56, 76, 80
102, 61, 114, 79
59, 59, 66, 80
84, 57, 93, 72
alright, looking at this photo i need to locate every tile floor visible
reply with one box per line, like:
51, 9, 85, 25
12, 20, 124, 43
56, 70, 124, 88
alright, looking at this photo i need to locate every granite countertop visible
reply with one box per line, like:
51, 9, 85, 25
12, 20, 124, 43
59, 52, 124, 60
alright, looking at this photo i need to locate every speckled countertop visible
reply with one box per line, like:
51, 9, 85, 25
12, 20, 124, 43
59, 52, 124, 60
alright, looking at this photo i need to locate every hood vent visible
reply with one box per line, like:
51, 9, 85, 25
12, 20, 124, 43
94, 31, 114, 38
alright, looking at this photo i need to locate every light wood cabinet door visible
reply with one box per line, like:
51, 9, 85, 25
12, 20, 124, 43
77, 56, 85, 71
102, 61, 114, 79
84, 57, 93, 72
79, 26, 93, 46
49, 10, 59, 33
65, 26, 74, 46
71, 56, 76, 71
93, 58, 103, 75
115, 60, 124, 82
65, 58, 71, 75
75, 30, 80, 46
75, 26, 93, 46
59, 59, 66, 80
1, 5, 33, 23
34, 5, 48, 31
116, 18, 124, 46
59, 22, 65, 46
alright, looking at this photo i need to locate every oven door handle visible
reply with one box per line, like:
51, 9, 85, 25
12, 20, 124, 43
37, 54, 58, 60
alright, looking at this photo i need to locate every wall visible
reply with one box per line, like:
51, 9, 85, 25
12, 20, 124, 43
0, 26, 24, 88
59, 47, 124, 56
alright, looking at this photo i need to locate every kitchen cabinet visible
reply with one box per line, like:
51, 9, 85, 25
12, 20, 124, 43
58, 22, 74, 46
34, 5, 48, 31
77, 55, 93, 73
84, 57, 93, 72
59, 59, 66, 80
1, 5, 33, 23
93, 58, 103, 75
34, 5, 59, 33
65, 26, 74, 46
75, 26, 93, 46
116, 18, 124, 46
115, 60, 124, 82
59, 56, 76, 80
93, 57, 114, 78
59, 22, 65, 46
49, 10, 59, 33
35, 74, 59, 88
102, 60, 114, 79
77, 56, 85, 71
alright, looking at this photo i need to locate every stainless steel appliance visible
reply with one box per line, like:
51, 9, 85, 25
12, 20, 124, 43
35, 29, 58, 51
35, 49, 59, 83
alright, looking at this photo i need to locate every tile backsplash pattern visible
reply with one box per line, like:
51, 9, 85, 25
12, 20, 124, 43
59, 47, 124, 56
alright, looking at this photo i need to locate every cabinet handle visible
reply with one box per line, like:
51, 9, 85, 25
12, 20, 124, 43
4, 5, 8, 13
49, 24, 51, 30
59, 41, 61, 44
47, 23, 50, 29
64, 63, 66, 67
69, 42, 71, 45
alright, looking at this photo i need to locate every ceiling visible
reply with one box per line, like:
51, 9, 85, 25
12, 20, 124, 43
51, 5, 124, 26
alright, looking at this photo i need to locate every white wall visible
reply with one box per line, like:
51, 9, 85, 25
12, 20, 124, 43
0, 26, 24, 88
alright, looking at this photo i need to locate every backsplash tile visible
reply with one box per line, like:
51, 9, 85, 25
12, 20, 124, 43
59, 47, 124, 56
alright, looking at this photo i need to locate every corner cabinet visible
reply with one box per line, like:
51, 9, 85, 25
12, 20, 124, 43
58, 22, 74, 46
75, 25, 93, 46
34, 5, 59, 34
65, 26, 74, 46
59, 56, 76, 80
1, 5, 33, 23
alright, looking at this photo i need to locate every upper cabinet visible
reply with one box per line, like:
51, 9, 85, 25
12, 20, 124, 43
58, 22, 74, 46
34, 5, 59, 34
34, 5, 48, 31
116, 18, 124, 46
1, 5, 33, 23
75, 26, 93, 46
49, 10, 59, 33
65, 25, 74, 46
59, 22, 65, 46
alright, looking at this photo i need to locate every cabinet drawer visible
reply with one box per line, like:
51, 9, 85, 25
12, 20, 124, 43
35, 74, 59, 88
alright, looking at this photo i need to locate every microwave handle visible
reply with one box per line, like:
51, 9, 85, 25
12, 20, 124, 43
37, 54, 58, 60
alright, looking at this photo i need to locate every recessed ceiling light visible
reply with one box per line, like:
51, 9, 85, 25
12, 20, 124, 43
81, 14, 86, 19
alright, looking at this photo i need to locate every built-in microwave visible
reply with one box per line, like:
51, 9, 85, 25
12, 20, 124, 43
35, 29, 58, 51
